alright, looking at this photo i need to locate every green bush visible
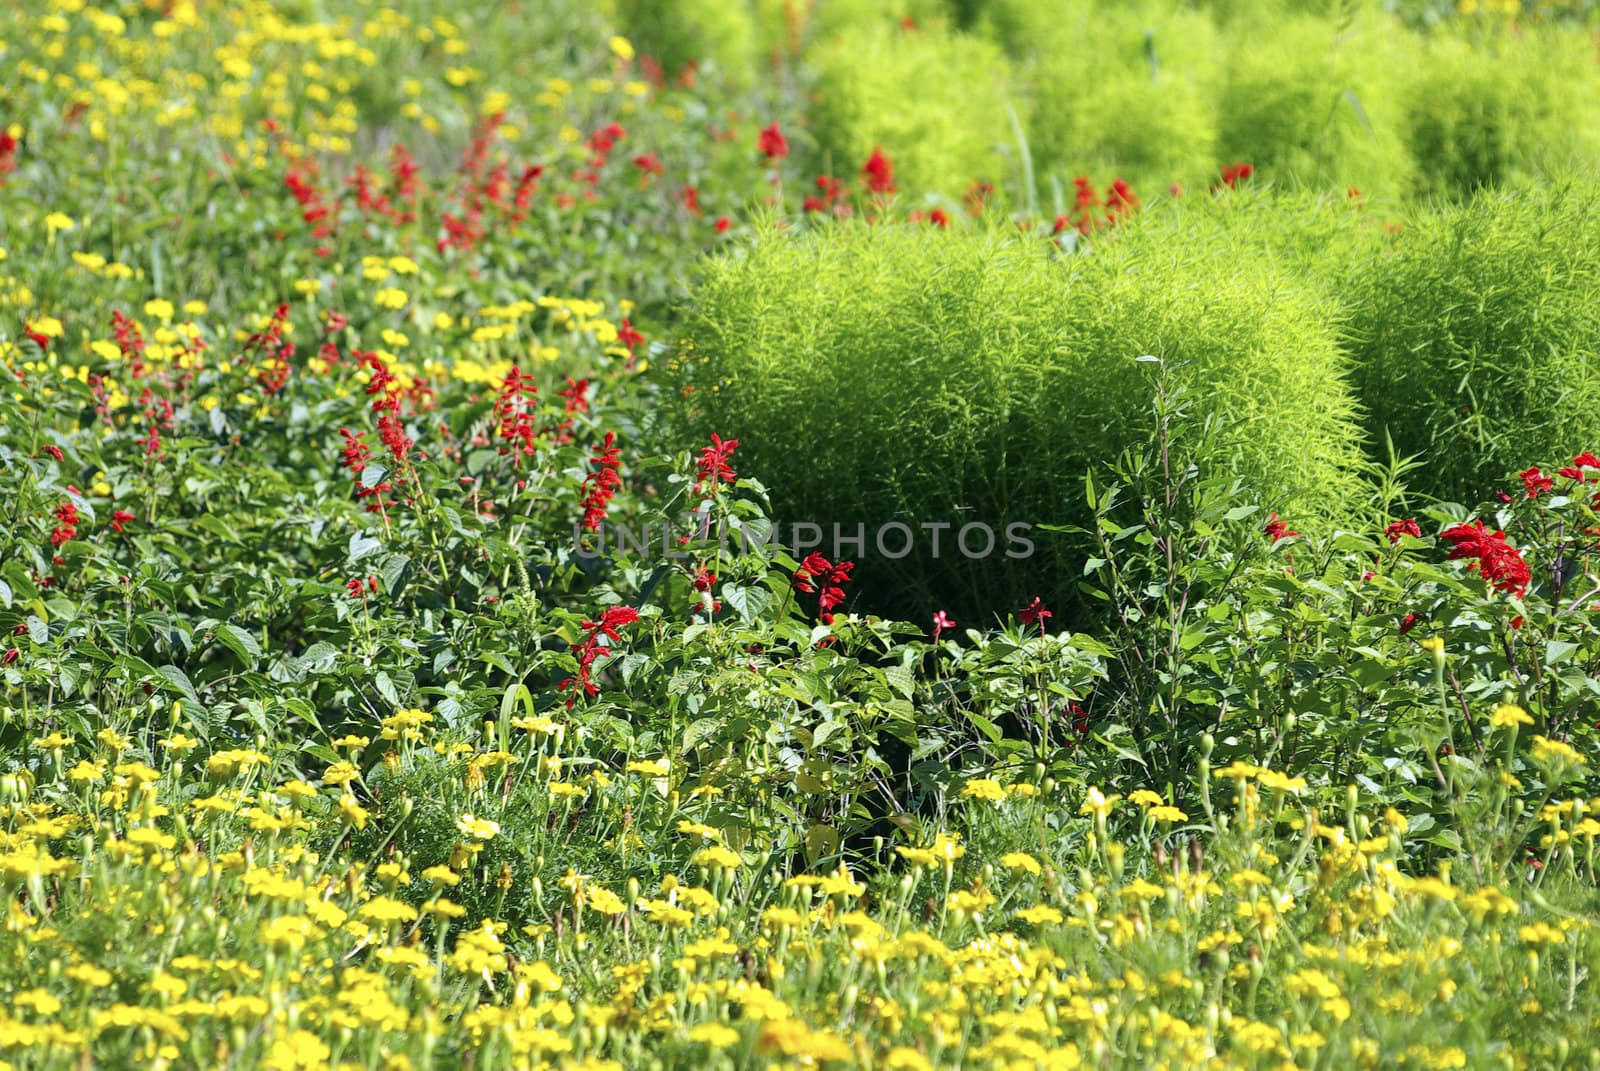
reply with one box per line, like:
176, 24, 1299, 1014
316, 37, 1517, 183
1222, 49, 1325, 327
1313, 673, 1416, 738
1018, 3, 1223, 196
1214, 12, 1417, 197
1404, 28, 1600, 197
613, 0, 759, 83
677, 213, 1366, 620
1343, 183, 1600, 502
805, 23, 1018, 195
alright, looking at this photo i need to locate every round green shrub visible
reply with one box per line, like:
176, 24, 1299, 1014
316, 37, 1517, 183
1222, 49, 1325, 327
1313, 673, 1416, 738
612, 0, 759, 83
1214, 12, 1417, 197
1343, 183, 1600, 503
805, 23, 1018, 195
677, 212, 1365, 621
1404, 28, 1600, 198
1018, 3, 1223, 196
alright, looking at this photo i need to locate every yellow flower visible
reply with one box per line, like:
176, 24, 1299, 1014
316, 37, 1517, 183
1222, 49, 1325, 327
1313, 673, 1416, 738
692, 845, 741, 870
1419, 636, 1445, 656
609, 35, 635, 60
687, 1021, 739, 1048
143, 299, 174, 322
1531, 735, 1585, 767
960, 778, 1007, 803
1015, 904, 1063, 925
359, 897, 418, 924
587, 886, 626, 915
1149, 805, 1189, 822
1490, 704, 1533, 729
373, 288, 408, 310
999, 851, 1041, 876
45, 212, 76, 234
1079, 786, 1119, 820
339, 794, 370, 829
456, 814, 500, 840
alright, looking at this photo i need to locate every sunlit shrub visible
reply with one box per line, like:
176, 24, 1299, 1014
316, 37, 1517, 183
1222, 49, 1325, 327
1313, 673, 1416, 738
1343, 183, 1600, 501
806, 23, 1018, 195
1404, 27, 1600, 197
679, 213, 1364, 619
613, 0, 759, 82
1214, 11, 1417, 197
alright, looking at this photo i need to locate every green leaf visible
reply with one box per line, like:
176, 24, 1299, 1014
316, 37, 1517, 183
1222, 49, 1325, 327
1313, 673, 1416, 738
1545, 640, 1579, 666
213, 623, 262, 669
381, 554, 413, 598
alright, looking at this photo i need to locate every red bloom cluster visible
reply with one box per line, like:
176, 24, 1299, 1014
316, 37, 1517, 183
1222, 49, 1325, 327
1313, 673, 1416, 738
49, 497, 79, 547
1056, 176, 1141, 235
1219, 162, 1254, 188
1019, 597, 1052, 630
1557, 451, 1600, 482
0, 128, 16, 185
1440, 520, 1532, 598
1521, 466, 1554, 499
578, 431, 623, 530
862, 148, 895, 196
758, 122, 789, 162
1264, 513, 1299, 543
111, 509, 136, 534
346, 576, 378, 599
617, 318, 646, 359
1384, 518, 1422, 544
493, 366, 540, 463
560, 605, 640, 708
693, 433, 738, 496
284, 161, 334, 239
804, 174, 850, 216
795, 553, 853, 624
931, 610, 956, 642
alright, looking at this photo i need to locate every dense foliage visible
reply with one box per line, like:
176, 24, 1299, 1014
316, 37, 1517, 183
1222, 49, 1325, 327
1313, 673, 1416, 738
2, 1, 1600, 1070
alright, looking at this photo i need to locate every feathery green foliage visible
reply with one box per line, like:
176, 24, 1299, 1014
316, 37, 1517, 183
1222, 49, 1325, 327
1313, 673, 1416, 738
612, 0, 760, 83
1007, 2, 1223, 195
805, 23, 1017, 195
1404, 27, 1600, 197
1215, 11, 1416, 197
1344, 184, 1600, 503
678, 214, 1365, 620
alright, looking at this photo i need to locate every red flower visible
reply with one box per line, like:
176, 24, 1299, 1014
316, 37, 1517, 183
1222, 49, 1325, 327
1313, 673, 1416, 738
1399, 612, 1419, 635
1067, 700, 1090, 736
111, 509, 136, 533
1264, 513, 1299, 543
693, 433, 738, 496
928, 207, 950, 228
862, 147, 895, 195
1520, 466, 1553, 499
40, 445, 62, 461
1, 648, 17, 666
49, 499, 80, 547
1219, 162, 1254, 187
1440, 520, 1532, 598
1557, 451, 1600, 482
346, 578, 366, 599
795, 553, 853, 624
931, 610, 955, 642
757, 122, 789, 162
1019, 597, 1052, 630
693, 567, 716, 592
714, 215, 731, 233
578, 431, 624, 531
1384, 518, 1422, 544
618, 318, 646, 354
560, 604, 640, 707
